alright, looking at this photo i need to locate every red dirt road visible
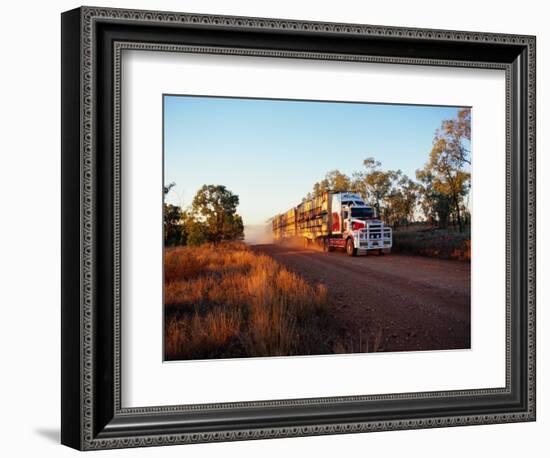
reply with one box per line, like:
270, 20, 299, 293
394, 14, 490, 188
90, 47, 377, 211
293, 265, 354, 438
253, 244, 470, 352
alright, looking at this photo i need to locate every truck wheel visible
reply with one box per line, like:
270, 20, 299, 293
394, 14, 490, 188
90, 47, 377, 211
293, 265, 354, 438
346, 238, 357, 257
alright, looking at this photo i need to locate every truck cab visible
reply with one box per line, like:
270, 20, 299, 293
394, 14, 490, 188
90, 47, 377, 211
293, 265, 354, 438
332, 193, 392, 256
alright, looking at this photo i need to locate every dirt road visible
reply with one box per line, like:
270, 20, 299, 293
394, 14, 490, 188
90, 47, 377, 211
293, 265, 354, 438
253, 244, 470, 353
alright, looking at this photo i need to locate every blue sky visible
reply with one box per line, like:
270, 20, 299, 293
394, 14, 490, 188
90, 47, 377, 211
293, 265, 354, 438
164, 95, 466, 226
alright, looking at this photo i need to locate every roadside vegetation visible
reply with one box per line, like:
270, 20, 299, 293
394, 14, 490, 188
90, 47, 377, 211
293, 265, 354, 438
164, 184, 244, 247
392, 224, 471, 261
165, 242, 373, 360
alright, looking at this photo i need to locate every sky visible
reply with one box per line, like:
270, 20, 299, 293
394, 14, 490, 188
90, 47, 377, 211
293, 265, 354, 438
164, 95, 466, 228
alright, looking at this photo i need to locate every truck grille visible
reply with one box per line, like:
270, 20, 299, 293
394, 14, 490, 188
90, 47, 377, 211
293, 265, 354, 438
358, 225, 392, 250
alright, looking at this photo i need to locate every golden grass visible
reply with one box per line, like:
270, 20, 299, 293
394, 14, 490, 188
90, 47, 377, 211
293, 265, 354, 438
164, 242, 335, 360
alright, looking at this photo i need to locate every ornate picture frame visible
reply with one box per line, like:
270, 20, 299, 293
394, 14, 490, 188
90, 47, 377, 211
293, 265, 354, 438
61, 6, 536, 450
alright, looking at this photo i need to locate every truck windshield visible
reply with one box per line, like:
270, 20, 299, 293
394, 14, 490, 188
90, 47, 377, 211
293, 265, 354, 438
351, 207, 374, 219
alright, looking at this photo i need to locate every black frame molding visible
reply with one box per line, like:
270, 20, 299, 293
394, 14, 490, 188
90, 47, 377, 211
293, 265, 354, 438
61, 6, 536, 450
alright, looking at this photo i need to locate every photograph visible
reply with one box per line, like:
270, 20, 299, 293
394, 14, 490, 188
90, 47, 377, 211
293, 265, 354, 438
163, 95, 472, 361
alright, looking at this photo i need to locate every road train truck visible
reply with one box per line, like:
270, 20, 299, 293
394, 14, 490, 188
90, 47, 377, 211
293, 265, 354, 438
272, 192, 392, 256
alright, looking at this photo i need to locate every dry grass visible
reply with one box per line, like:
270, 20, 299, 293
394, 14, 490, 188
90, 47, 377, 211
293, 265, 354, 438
164, 242, 342, 360
392, 227, 471, 261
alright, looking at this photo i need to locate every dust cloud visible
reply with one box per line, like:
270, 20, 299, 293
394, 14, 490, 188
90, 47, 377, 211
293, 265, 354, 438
244, 224, 273, 245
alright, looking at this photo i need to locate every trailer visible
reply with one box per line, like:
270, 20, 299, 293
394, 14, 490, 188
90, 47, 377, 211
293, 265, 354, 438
272, 191, 392, 256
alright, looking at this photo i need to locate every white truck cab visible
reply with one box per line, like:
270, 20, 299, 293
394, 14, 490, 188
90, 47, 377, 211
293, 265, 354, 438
331, 193, 392, 256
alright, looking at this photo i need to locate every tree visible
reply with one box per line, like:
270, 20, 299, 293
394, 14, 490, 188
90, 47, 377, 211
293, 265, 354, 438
312, 179, 329, 197
163, 203, 187, 246
384, 173, 419, 227
163, 183, 186, 246
163, 183, 244, 246
191, 185, 244, 243
415, 168, 451, 227
440, 108, 471, 165
312, 170, 351, 196
423, 110, 471, 232
185, 217, 208, 246
163, 181, 176, 196
325, 170, 351, 192
352, 158, 397, 219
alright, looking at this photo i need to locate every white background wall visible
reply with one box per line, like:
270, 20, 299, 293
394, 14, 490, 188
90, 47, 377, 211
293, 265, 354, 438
0, 0, 546, 456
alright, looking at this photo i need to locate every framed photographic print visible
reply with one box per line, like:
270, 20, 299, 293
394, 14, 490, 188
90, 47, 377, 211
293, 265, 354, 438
61, 6, 536, 450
